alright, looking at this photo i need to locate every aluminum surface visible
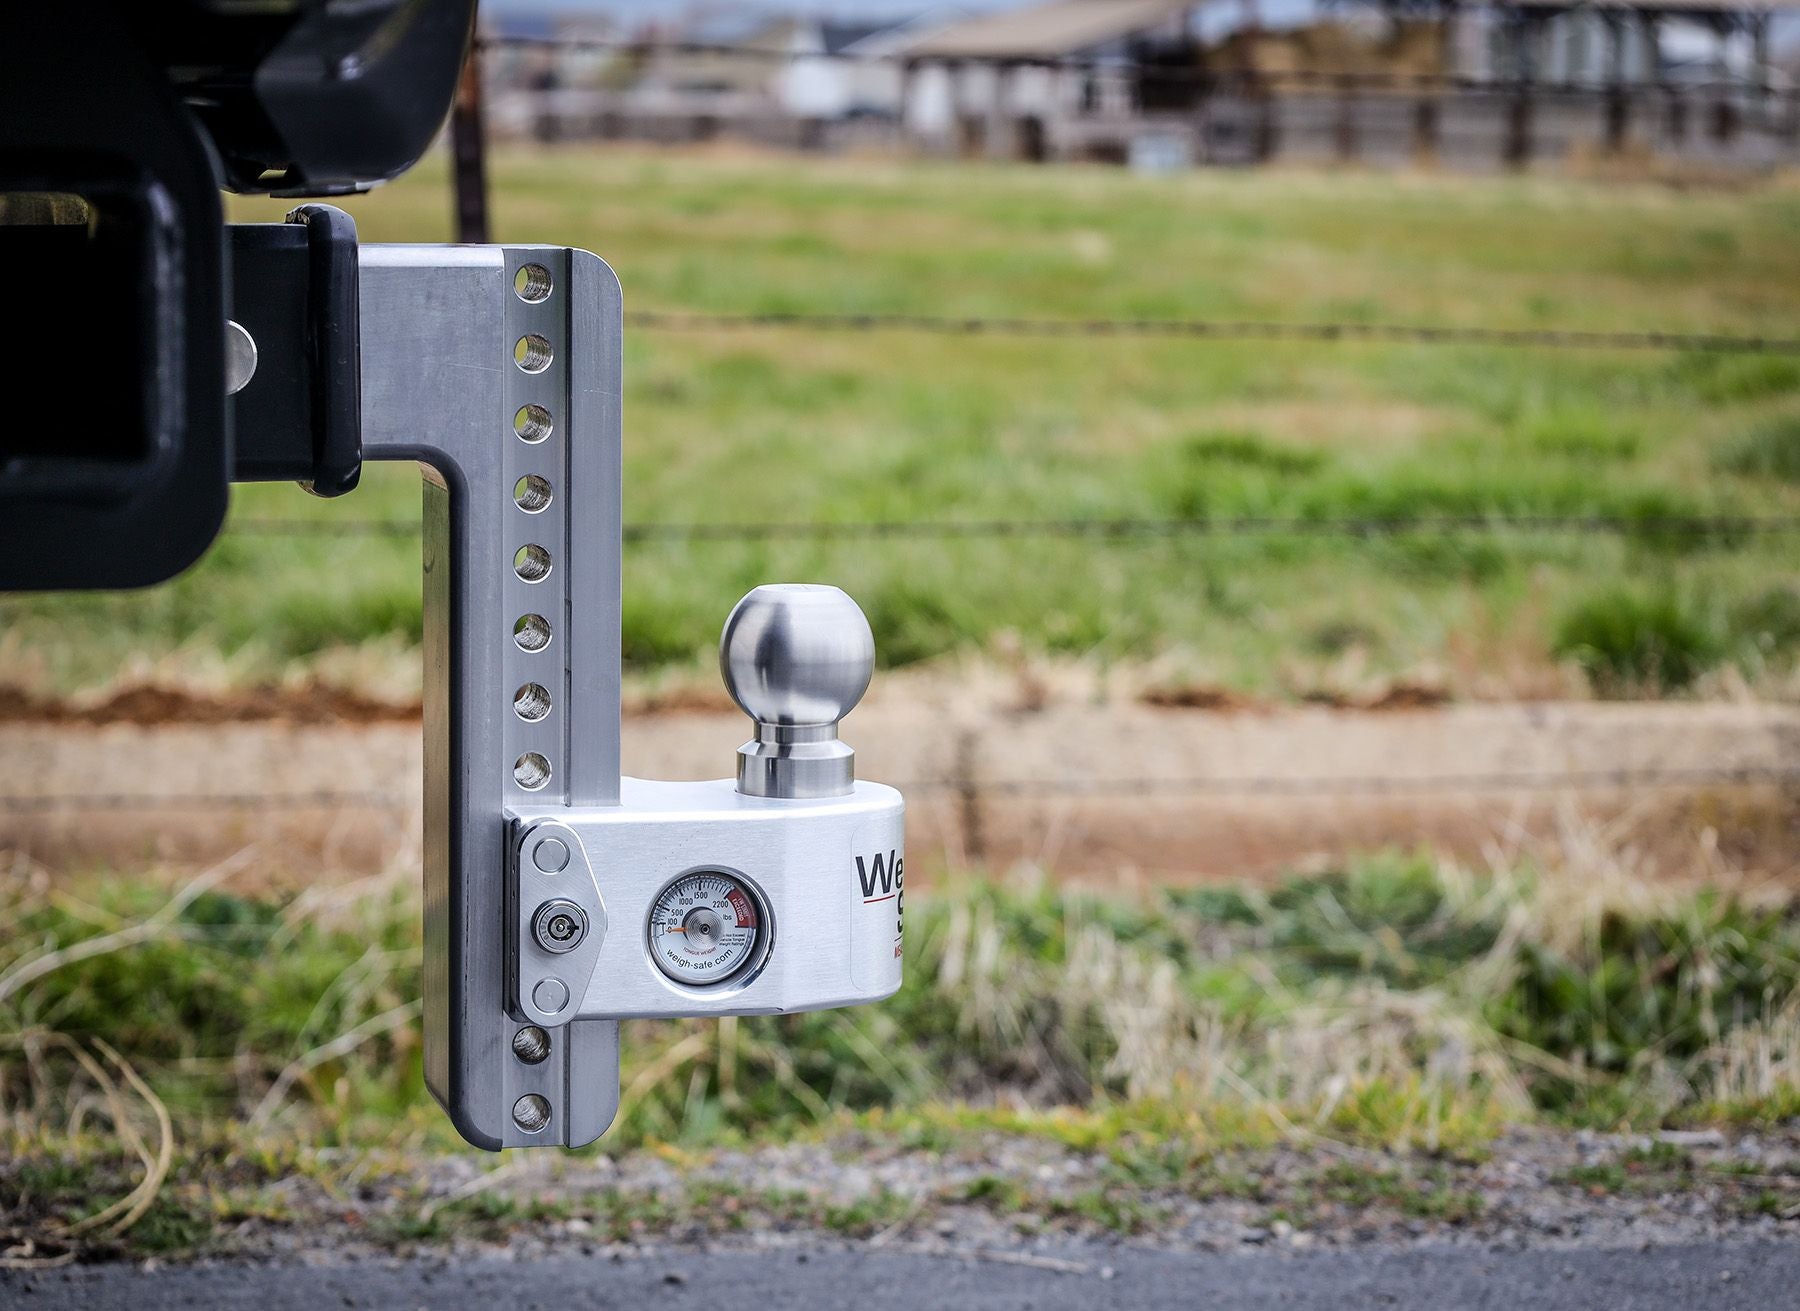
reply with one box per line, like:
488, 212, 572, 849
360, 244, 623, 1148
356, 244, 901, 1151
513, 819, 607, 1029
517, 777, 905, 1019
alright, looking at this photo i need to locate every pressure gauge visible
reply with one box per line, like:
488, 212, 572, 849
648, 870, 770, 987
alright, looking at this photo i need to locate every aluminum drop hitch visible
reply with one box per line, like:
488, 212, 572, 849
352, 246, 903, 1148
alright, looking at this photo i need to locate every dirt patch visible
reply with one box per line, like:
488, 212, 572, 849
1354, 681, 1455, 711
1144, 680, 1452, 713
0, 682, 420, 728
1140, 684, 1266, 712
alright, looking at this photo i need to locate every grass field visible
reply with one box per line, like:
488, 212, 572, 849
4, 150, 1800, 697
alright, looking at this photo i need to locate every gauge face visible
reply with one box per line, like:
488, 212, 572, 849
648, 870, 767, 986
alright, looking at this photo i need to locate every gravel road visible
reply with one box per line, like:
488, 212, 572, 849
5, 1238, 1796, 1309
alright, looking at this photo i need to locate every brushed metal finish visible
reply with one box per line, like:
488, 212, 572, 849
721, 585, 875, 799
516, 777, 905, 1020
721, 585, 875, 727
360, 244, 622, 1149
513, 819, 607, 1028
356, 245, 901, 1152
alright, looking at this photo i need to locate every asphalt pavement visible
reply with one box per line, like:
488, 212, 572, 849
3, 1238, 1795, 1309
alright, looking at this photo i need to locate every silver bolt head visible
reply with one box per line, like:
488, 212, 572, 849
719, 584, 875, 728
225, 320, 258, 395
531, 978, 570, 1015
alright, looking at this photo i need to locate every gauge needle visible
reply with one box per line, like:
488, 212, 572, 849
665, 925, 686, 933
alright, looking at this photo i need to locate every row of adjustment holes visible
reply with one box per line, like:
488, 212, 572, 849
512, 267, 561, 1134
511, 271, 563, 1136
512, 600, 552, 767
512, 265, 557, 805
514, 1011, 553, 1127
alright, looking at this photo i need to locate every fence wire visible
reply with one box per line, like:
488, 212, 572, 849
943, 764, 1800, 797
625, 309, 1800, 356
228, 514, 1800, 543
11, 37, 1793, 832
7, 763, 1797, 813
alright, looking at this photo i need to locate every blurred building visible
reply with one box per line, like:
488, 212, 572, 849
894, 0, 1799, 167
485, 10, 965, 149
482, 8, 624, 141
478, 0, 1799, 169
898, 0, 1214, 160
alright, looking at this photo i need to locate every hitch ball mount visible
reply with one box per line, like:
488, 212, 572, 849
256, 233, 905, 1149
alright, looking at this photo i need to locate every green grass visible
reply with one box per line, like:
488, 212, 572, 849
4, 151, 1799, 695
10, 853, 1800, 1256
1557, 1141, 1696, 1194
7, 856, 1800, 1152
1552, 584, 1730, 693
1715, 414, 1800, 483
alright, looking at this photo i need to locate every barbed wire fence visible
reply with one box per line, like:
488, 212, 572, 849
219, 35, 1800, 638
387, 63, 1800, 555
13, 32, 1800, 827
226, 305, 1798, 545
622, 310, 1800, 356
8, 764, 1799, 817
216, 293, 1798, 542
229, 513, 1800, 542
224, 311, 1799, 546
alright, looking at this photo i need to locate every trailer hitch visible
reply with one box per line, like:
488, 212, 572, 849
223, 221, 903, 1148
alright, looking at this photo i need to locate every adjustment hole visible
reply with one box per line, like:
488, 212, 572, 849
514, 263, 553, 303
514, 682, 552, 722
512, 1093, 551, 1132
512, 1026, 552, 1065
514, 613, 552, 652
514, 474, 553, 514
514, 334, 554, 373
514, 752, 552, 791
514, 404, 553, 444
513, 544, 552, 583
